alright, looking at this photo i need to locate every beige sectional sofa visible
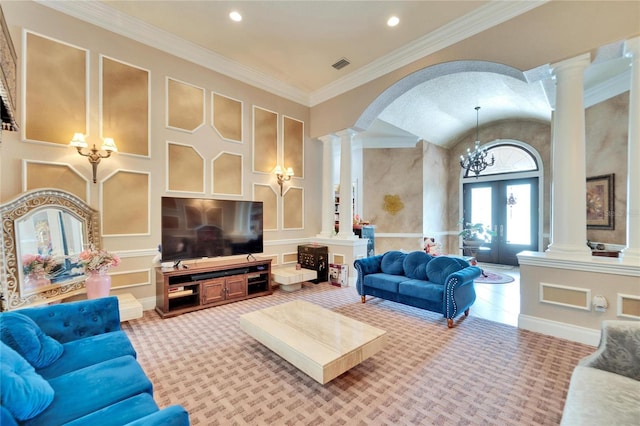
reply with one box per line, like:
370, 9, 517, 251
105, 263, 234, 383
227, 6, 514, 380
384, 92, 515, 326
561, 320, 640, 425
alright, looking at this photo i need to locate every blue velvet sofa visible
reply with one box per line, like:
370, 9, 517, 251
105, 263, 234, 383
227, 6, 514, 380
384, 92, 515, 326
0, 297, 189, 426
354, 251, 482, 327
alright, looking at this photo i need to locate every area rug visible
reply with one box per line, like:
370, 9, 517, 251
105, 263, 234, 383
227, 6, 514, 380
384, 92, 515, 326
475, 270, 515, 284
123, 283, 592, 425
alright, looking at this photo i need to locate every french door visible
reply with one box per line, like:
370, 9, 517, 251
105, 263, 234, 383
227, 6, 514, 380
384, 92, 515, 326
462, 177, 538, 265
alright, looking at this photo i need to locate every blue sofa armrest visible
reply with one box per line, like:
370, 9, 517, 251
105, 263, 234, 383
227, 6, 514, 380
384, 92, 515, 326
125, 405, 190, 426
17, 297, 121, 344
443, 266, 482, 321
354, 254, 384, 294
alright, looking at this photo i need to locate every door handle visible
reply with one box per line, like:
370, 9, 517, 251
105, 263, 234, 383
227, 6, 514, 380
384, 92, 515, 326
500, 225, 504, 237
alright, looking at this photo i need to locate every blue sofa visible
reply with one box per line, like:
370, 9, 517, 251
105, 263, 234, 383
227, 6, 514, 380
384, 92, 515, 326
354, 251, 482, 327
0, 297, 189, 426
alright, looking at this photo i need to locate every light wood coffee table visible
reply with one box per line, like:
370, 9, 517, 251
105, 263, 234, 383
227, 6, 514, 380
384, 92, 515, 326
239, 300, 387, 384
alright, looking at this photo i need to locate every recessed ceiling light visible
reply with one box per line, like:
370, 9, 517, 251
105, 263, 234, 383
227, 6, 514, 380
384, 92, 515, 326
387, 16, 399, 27
229, 11, 242, 22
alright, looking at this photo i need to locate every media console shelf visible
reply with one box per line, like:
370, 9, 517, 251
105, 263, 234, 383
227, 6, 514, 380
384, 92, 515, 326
155, 258, 272, 318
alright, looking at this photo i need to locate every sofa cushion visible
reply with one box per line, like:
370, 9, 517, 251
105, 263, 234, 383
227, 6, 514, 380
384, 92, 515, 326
0, 342, 54, 421
426, 256, 470, 285
0, 312, 64, 369
561, 365, 640, 426
36, 331, 137, 380
402, 251, 432, 280
380, 251, 407, 275
398, 280, 444, 301
363, 273, 407, 293
22, 355, 153, 426
64, 393, 159, 426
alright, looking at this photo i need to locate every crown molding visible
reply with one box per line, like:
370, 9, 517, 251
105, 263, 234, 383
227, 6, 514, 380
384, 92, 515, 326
37, 0, 547, 108
308, 1, 548, 106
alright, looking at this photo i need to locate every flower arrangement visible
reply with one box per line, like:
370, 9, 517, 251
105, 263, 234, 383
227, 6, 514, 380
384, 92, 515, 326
22, 254, 60, 276
78, 247, 120, 273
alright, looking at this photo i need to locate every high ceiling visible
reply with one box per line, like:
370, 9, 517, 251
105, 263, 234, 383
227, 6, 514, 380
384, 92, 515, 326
40, 0, 635, 147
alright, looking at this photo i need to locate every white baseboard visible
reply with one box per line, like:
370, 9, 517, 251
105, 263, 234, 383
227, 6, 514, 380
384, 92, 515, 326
139, 296, 157, 312
518, 314, 600, 346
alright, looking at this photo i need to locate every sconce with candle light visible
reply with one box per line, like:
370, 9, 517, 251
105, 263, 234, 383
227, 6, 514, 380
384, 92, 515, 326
273, 165, 294, 196
69, 133, 118, 183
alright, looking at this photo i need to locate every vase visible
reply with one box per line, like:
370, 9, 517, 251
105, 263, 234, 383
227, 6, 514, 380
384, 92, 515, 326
85, 270, 112, 299
24, 271, 51, 291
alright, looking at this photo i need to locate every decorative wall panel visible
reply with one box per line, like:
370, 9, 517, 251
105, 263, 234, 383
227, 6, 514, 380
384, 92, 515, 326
167, 142, 204, 193
540, 282, 590, 310
283, 116, 304, 178
101, 56, 149, 156
110, 270, 150, 289
254, 184, 277, 230
25, 31, 87, 144
283, 252, 298, 264
24, 161, 87, 202
102, 171, 149, 236
618, 294, 640, 319
283, 187, 303, 229
212, 92, 242, 142
253, 106, 277, 173
212, 152, 242, 195
166, 77, 204, 132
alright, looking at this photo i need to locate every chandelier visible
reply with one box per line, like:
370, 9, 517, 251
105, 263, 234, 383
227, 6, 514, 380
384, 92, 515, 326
460, 106, 494, 178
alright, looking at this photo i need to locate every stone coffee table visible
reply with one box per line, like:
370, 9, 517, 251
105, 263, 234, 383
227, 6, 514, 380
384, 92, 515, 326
271, 266, 317, 292
239, 300, 387, 384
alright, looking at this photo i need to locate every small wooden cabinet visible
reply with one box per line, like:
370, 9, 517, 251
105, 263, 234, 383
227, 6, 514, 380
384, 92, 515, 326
156, 258, 271, 318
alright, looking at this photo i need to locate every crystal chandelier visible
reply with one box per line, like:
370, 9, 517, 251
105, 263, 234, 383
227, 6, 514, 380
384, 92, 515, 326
459, 106, 494, 178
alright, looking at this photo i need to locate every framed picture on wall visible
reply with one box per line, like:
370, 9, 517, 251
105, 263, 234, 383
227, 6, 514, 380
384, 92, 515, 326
586, 174, 614, 230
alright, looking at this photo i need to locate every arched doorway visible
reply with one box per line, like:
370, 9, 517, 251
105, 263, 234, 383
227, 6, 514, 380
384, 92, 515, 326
461, 141, 543, 265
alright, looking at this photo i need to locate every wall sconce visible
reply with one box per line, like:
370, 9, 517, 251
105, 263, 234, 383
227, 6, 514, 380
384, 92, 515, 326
69, 133, 118, 183
273, 165, 294, 196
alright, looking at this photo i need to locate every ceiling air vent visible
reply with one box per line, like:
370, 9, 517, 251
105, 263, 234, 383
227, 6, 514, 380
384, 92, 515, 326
332, 58, 350, 70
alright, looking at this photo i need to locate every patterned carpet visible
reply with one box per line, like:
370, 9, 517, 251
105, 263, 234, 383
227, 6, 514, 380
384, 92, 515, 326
122, 283, 593, 425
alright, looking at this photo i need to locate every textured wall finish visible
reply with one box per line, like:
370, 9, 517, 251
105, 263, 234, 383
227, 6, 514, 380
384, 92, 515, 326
102, 171, 149, 235
212, 93, 242, 142
25, 162, 87, 202
167, 142, 204, 193
254, 184, 277, 230
363, 142, 423, 238
25, 31, 86, 144
212, 152, 242, 195
253, 106, 278, 173
283, 116, 304, 178
167, 78, 204, 132
102, 56, 149, 156
283, 187, 303, 229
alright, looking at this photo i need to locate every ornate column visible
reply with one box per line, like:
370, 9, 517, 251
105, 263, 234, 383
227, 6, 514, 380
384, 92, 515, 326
621, 37, 640, 262
336, 129, 357, 239
546, 53, 592, 257
317, 134, 338, 238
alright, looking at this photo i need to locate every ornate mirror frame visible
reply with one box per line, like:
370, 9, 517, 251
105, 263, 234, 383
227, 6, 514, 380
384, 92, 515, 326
0, 189, 101, 311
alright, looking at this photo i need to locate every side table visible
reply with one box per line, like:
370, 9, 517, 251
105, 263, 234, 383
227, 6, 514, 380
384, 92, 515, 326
116, 293, 143, 322
272, 267, 318, 292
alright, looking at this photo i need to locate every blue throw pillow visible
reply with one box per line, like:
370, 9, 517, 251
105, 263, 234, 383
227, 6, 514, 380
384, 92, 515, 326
0, 312, 63, 369
0, 342, 54, 421
403, 251, 432, 280
380, 251, 407, 275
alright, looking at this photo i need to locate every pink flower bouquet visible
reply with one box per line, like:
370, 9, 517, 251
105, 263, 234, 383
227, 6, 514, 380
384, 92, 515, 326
22, 254, 59, 276
78, 248, 120, 273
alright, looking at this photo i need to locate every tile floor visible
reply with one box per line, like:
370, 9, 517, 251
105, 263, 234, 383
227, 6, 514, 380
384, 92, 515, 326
469, 263, 520, 327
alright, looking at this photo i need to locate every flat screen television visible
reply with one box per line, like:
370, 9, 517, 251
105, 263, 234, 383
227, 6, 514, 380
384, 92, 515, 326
161, 197, 263, 262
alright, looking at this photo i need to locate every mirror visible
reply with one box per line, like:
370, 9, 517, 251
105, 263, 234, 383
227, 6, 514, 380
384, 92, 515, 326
0, 189, 101, 310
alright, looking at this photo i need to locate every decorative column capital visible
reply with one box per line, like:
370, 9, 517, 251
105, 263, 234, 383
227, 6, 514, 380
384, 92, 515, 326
624, 36, 640, 60
550, 53, 591, 77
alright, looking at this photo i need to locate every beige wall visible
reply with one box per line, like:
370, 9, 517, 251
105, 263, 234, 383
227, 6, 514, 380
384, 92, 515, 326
1, 2, 320, 307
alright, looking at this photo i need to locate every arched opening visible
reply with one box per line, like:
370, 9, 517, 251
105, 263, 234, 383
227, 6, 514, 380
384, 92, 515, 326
460, 141, 543, 265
